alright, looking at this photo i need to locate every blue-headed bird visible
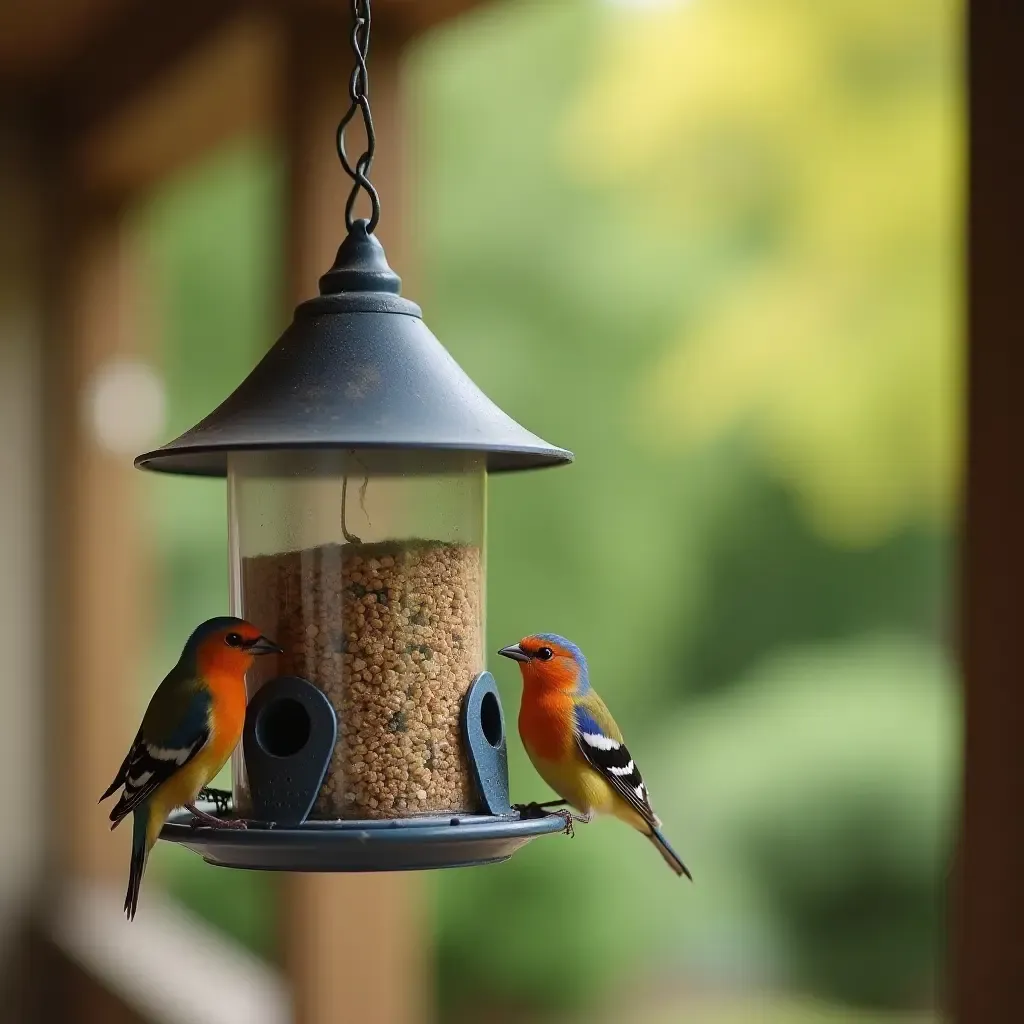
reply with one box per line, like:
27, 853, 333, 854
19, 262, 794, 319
500, 633, 691, 879
100, 616, 281, 919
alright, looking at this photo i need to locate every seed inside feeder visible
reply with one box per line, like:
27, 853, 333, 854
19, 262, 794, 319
242, 539, 483, 819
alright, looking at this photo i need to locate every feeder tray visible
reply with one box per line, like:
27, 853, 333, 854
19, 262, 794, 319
158, 672, 568, 870
160, 809, 567, 873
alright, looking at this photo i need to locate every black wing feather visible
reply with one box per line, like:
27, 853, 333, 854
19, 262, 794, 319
107, 730, 209, 827
573, 705, 659, 829
100, 727, 142, 803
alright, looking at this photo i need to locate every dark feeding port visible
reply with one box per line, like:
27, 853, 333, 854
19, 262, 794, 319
257, 696, 312, 758
242, 677, 337, 827
462, 673, 512, 816
480, 690, 503, 747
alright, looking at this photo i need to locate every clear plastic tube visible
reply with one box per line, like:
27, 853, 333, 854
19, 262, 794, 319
228, 449, 486, 820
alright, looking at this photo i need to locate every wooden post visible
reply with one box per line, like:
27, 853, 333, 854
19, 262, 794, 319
52, 195, 154, 886
279, 12, 427, 1024
36, 189, 158, 1024
0, 115, 47, 1021
955, 1, 1024, 1019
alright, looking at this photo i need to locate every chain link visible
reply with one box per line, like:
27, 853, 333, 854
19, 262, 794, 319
337, 0, 381, 233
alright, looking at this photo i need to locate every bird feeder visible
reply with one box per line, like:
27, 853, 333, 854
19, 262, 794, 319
135, 0, 570, 871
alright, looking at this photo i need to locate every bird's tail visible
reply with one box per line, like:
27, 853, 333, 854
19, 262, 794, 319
125, 804, 155, 921
648, 827, 693, 881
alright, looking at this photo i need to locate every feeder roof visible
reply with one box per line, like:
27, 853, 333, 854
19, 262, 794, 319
135, 222, 573, 476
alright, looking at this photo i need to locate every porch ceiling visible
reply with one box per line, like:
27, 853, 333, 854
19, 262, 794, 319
0, 0, 485, 87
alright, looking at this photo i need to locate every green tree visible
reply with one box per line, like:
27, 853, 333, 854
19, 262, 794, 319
563, 0, 962, 547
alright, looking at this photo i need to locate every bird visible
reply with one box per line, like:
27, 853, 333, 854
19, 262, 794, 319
100, 616, 281, 920
499, 633, 691, 880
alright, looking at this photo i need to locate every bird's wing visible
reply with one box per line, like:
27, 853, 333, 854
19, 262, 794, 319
108, 683, 213, 826
100, 726, 143, 802
573, 698, 660, 830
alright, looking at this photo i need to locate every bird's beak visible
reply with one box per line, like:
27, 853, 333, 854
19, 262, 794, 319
498, 643, 530, 663
247, 635, 283, 656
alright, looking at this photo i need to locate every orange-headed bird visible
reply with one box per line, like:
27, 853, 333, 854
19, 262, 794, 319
500, 633, 691, 879
101, 616, 281, 919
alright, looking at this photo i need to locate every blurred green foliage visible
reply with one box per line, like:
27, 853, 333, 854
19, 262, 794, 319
564, 0, 961, 548
662, 639, 956, 1007
138, 0, 959, 1019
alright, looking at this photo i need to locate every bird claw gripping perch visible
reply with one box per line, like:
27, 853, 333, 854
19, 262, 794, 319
185, 803, 248, 830
512, 801, 588, 837
191, 788, 253, 829
553, 808, 592, 838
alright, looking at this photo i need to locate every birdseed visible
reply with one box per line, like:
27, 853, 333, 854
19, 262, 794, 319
241, 540, 483, 819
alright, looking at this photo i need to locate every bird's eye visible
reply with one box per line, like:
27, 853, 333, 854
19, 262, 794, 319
225, 632, 244, 648
536, 647, 554, 661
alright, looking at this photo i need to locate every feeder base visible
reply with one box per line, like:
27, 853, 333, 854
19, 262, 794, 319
160, 807, 567, 872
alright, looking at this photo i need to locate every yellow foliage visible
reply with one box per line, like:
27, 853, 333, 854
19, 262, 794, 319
563, 0, 962, 545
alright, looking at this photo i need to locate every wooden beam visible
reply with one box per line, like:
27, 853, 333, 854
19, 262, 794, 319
955, 0, 1024, 1019
0, 0, 125, 86
0, 113, 47, 1017
0, 0, 486, 90
15, 0, 492, 201
280, 11, 427, 1024
73, 14, 281, 198
303, 0, 491, 44
39, 1, 243, 144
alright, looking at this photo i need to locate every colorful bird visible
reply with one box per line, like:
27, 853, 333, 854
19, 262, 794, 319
100, 616, 281, 920
499, 633, 691, 879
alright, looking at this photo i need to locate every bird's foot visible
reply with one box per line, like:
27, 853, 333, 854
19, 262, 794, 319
189, 815, 248, 830
557, 808, 593, 836
512, 801, 588, 836
185, 803, 248, 830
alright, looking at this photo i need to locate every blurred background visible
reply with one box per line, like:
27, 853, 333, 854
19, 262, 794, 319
0, 0, 967, 1022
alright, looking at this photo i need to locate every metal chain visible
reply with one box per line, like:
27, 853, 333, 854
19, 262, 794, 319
336, 0, 381, 233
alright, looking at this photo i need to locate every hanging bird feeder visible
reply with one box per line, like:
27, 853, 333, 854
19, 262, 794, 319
136, 0, 571, 871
